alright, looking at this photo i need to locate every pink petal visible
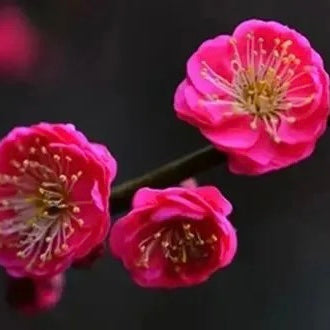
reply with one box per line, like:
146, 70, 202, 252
187, 35, 233, 96
194, 186, 233, 216
201, 115, 260, 149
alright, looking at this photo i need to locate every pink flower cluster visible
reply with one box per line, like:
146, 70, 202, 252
174, 20, 329, 174
0, 17, 329, 314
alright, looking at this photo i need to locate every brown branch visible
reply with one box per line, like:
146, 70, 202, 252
110, 145, 226, 214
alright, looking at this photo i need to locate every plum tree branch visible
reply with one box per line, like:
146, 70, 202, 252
110, 145, 226, 214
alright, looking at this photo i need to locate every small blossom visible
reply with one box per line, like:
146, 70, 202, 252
0, 6, 40, 78
0, 123, 117, 278
6, 273, 65, 315
174, 19, 329, 174
180, 178, 198, 189
110, 186, 237, 288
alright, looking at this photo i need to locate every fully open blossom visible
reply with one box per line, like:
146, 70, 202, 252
174, 19, 329, 174
110, 186, 237, 288
0, 6, 40, 78
0, 123, 117, 278
6, 273, 65, 315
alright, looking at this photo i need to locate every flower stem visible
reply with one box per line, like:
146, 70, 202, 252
110, 145, 226, 214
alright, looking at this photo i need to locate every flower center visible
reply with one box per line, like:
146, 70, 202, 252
0, 140, 85, 270
200, 33, 314, 142
136, 222, 217, 272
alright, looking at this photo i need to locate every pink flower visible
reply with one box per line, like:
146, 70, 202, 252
109, 186, 237, 288
6, 273, 65, 315
174, 19, 329, 175
0, 6, 40, 78
0, 123, 117, 278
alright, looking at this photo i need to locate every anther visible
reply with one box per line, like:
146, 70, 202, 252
274, 38, 281, 45
41, 146, 47, 154
154, 232, 161, 239
29, 147, 36, 154
59, 174, 67, 182
3, 174, 10, 181
1, 200, 9, 207
287, 69, 295, 76
211, 234, 218, 242
10, 160, 21, 169
77, 219, 84, 227
53, 154, 61, 161
72, 206, 80, 213
288, 54, 296, 61
270, 117, 279, 125
139, 245, 146, 252
40, 254, 47, 262
162, 241, 170, 248
249, 119, 258, 131
274, 136, 281, 143
17, 251, 24, 258
281, 40, 293, 49
183, 223, 191, 230
71, 174, 78, 182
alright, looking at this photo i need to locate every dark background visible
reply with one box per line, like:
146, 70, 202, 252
1, 0, 330, 329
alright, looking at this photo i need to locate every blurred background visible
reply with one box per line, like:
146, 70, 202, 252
1, 0, 330, 329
